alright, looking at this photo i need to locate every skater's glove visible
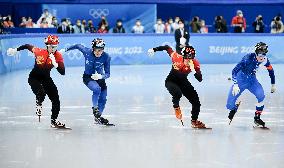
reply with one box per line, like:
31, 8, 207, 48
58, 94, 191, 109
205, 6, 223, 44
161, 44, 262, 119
59, 48, 66, 55
147, 48, 155, 57
91, 72, 103, 80
232, 84, 240, 96
7, 48, 18, 56
49, 53, 58, 68
194, 72, 202, 82
271, 84, 276, 93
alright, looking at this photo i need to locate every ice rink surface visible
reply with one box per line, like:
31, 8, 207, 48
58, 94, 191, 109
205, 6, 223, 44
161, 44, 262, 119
0, 64, 283, 168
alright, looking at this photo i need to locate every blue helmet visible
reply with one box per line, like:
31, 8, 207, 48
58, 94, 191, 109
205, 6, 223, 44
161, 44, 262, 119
255, 42, 268, 55
92, 38, 105, 49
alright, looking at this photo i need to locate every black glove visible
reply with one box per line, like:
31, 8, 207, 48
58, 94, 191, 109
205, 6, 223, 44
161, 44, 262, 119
194, 72, 202, 82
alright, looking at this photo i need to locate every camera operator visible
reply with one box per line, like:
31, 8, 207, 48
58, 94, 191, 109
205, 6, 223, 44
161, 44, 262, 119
252, 15, 265, 33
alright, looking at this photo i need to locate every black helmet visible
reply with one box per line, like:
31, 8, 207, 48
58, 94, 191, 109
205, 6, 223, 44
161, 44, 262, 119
181, 45, 196, 59
92, 38, 105, 49
255, 42, 268, 55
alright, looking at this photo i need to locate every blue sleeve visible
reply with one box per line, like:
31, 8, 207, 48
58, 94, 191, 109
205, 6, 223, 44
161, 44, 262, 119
103, 55, 111, 79
232, 59, 245, 84
66, 44, 88, 55
264, 59, 275, 84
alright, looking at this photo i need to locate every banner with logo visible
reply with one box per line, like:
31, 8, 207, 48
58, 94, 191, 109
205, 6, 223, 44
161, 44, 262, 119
1, 34, 284, 74
42, 4, 157, 33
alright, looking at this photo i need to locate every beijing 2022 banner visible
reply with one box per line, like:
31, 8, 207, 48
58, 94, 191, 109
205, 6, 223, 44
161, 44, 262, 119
1, 34, 284, 74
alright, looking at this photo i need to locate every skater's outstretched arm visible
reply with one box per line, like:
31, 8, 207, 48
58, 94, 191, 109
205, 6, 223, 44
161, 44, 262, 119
7, 44, 35, 56
148, 45, 174, 57
17, 44, 35, 52
65, 44, 88, 55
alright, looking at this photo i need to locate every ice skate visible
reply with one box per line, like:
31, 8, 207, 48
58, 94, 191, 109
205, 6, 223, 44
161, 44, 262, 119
93, 107, 115, 126
174, 107, 184, 126
191, 120, 211, 129
51, 119, 71, 129
228, 101, 241, 125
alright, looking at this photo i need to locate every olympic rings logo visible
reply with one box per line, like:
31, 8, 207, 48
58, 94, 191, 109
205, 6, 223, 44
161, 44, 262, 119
89, 8, 109, 19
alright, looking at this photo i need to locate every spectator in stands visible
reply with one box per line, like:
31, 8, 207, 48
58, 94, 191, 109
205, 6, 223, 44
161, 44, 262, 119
19, 17, 27, 27
39, 17, 49, 28
165, 17, 174, 33
189, 16, 201, 33
231, 10, 246, 33
200, 20, 208, 33
3, 15, 14, 28
86, 19, 96, 33
82, 20, 88, 32
113, 19, 125, 33
174, 19, 189, 54
26, 17, 35, 28
66, 19, 74, 33
0, 15, 4, 34
252, 15, 265, 33
172, 16, 180, 31
98, 16, 109, 31
270, 15, 284, 33
57, 18, 72, 33
214, 15, 228, 33
37, 9, 53, 26
97, 24, 108, 33
154, 18, 165, 34
51, 17, 59, 28
73, 19, 85, 33
132, 19, 144, 34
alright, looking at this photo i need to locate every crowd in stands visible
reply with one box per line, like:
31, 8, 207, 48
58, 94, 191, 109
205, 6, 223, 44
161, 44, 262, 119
1, 9, 284, 34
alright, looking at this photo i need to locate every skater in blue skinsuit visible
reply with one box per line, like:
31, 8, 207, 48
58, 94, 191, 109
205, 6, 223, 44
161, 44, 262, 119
63, 38, 112, 125
226, 42, 276, 127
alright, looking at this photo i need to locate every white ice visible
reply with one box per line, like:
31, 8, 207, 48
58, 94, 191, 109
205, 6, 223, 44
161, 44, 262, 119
0, 64, 284, 168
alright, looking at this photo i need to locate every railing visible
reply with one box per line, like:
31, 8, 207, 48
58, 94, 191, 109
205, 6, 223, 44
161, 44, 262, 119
0, 33, 283, 74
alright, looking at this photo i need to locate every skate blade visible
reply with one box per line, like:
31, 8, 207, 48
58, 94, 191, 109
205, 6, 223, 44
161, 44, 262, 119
51, 125, 72, 130
180, 120, 184, 126
253, 126, 270, 130
229, 120, 232, 125
94, 122, 115, 127
192, 127, 212, 130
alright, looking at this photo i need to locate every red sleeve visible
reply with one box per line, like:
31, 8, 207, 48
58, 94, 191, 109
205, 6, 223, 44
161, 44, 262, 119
32, 47, 41, 55
193, 59, 201, 72
55, 51, 64, 63
54, 51, 65, 75
166, 47, 174, 56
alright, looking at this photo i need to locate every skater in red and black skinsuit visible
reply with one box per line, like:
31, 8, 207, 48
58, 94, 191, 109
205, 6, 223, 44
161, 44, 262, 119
7, 35, 66, 128
148, 45, 207, 128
